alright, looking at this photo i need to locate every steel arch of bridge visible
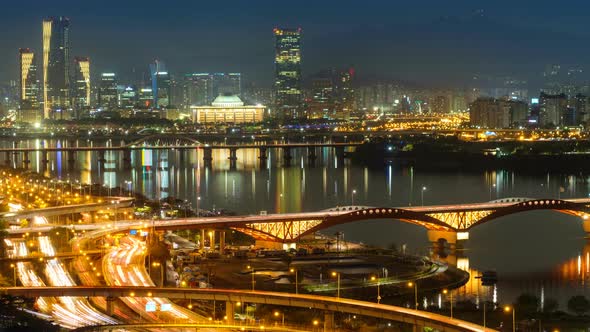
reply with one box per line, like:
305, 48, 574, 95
230, 199, 590, 242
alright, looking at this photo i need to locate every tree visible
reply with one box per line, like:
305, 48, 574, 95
515, 293, 539, 317
568, 295, 590, 316
543, 298, 558, 314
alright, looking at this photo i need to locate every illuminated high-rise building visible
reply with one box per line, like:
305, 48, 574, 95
42, 16, 71, 119
274, 27, 302, 119
150, 60, 171, 108
98, 73, 118, 110
18, 48, 41, 122
73, 57, 91, 117
184, 72, 242, 108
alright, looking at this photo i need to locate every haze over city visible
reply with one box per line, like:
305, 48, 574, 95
1, 0, 590, 87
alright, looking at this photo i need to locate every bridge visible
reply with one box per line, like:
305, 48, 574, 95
0, 139, 362, 169
0, 286, 494, 332
9, 197, 590, 247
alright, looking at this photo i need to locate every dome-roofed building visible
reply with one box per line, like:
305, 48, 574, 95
191, 94, 265, 124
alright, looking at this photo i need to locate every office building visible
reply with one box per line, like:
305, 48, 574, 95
18, 48, 40, 123
119, 86, 137, 110
150, 60, 170, 108
98, 73, 118, 110
72, 57, 91, 117
191, 94, 264, 124
42, 16, 71, 119
184, 73, 242, 108
469, 97, 511, 128
274, 27, 302, 119
539, 93, 567, 127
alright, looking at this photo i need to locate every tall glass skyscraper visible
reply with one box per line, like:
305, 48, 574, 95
19, 48, 40, 122
73, 57, 91, 117
274, 27, 302, 119
42, 16, 71, 119
99, 73, 119, 110
150, 60, 171, 108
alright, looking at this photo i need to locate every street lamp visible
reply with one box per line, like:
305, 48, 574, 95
504, 306, 515, 332
273, 311, 284, 326
197, 196, 201, 217
421, 186, 427, 206
370, 275, 381, 304
443, 289, 453, 319
331, 271, 340, 299
408, 282, 418, 309
351, 189, 357, 206
10, 263, 16, 286
247, 265, 255, 291
290, 268, 298, 294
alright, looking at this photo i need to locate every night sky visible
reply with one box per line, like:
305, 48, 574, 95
0, 0, 588, 87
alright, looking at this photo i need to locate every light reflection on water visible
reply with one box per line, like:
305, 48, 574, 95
3, 138, 590, 307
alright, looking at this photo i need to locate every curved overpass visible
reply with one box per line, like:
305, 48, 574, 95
0, 286, 494, 332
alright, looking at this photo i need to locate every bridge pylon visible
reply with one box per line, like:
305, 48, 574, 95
427, 230, 459, 250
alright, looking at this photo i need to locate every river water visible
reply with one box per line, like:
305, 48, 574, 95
4, 138, 590, 309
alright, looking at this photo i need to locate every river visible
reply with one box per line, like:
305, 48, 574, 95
3, 138, 590, 310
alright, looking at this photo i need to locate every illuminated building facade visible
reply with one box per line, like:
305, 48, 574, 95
150, 60, 170, 108
309, 68, 355, 120
18, 48, 40, 123
73, 57, 91, 117
43, 16, 71, 119
539, 92, 567, 127
98, 73, 118, 110
119, 86, 137, 109
274, 27, 302, 119
469, 97, 511, 128
191, 95, 264, 124
184, 72, 242, 107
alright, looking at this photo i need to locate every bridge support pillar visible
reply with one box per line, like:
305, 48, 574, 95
283, 147, 292, 166
307, 147, 317, 166
4, 151, 10, 166
219, 230, 225, 255
225, 301, 235, 324
106, 296, 115, 316
583, 219, 590, 234
67, 151, 76, 170
335, 146, 345, 164
426, 230, 457, 249
258, 147, 268, 168
324, 311, 335, 332
122, 149, 132, 169
228, 148, 238, 170
41, 151, 49, 170
98, 150, 106, 168
203, 147, 213, 168
22, 152, 30, 169
200, 229, 206, 252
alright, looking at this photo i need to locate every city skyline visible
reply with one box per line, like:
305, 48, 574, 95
2, 1, 590, 88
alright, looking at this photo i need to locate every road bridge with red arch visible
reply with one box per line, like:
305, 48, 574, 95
8, 197, 590, 247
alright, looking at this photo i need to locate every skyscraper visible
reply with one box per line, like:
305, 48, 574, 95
150, 60, 170, 108
18, 48, 40, 122
73, 57, 91, 118
274, 27, 302, 120
98, 73, 118, 110
43, 17, 71, 119
184, 73, 243, 108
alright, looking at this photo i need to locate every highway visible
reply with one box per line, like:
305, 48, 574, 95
0, 286, 496, 332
